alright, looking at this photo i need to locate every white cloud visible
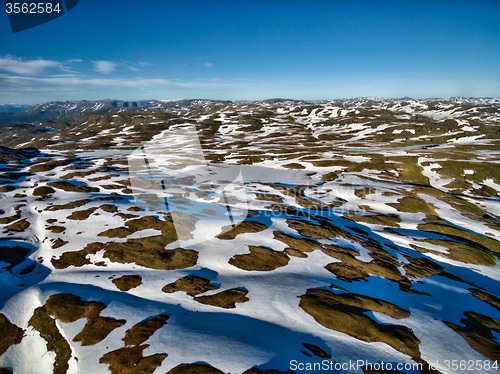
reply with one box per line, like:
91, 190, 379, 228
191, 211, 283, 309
0, 56, 83, 76
0, 74, 247, 93
128, 61, 153, 71
0, 56, 62, 75
0, 56, 257, 102
203, 62, 213, 67
92, 60, 118, 74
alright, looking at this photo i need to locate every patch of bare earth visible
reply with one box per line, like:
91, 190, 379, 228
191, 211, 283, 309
216, 220, 268, 240
99, 345, 167, 374
122, 314, 169, 346
194, 288, 249, 308
162, 275, 219, 296
0, 313, 24, 355
299, 288, 438, 372
229, 245, 289, 271
52, 215, 199, 270
28, 293, 123, 374
444, 311, 500, 361
112, 275, 143, 291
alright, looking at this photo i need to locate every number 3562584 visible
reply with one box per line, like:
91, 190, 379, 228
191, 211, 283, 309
5, 2, 62, 14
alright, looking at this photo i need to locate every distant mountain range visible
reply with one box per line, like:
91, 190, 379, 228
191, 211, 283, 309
0, 97, 499, 124
0, 103, 32, 113
0, 99, 232, 124
329, 96, 500, 108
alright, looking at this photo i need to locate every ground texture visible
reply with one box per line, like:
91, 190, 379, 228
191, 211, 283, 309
0, 98, 499, 374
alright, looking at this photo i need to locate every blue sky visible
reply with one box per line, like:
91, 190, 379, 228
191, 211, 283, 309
0, 0, 499, 104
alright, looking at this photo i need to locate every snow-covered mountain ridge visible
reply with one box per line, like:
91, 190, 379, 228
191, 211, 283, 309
1, 97, 499, 125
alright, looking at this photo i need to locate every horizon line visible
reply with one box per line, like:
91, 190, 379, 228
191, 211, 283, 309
2, 96, 500, 106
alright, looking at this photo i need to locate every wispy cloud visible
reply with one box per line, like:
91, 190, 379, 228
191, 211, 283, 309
0, 55, 251, 102
128, 62, 153, 71
203, 62, 213, 67
0, 74, 247, 93
92, 60, 118, 74
60, 59, 83, 73
0, 55, 63, 75
0, 56, 83, 76
0, 55, 153, 76
121, 60, 153, 72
